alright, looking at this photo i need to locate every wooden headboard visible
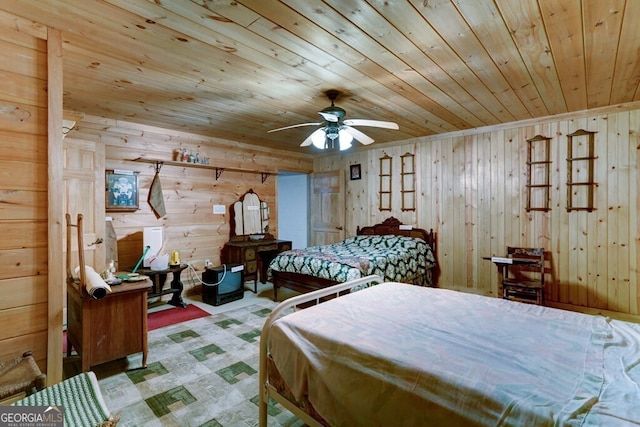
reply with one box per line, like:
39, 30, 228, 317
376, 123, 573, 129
357, 217, 438, 286
356, 217, 436, 250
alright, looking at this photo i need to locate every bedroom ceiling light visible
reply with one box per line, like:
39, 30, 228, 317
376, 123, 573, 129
310, 126, 353, 150
338, 129, 353, 150
269, 90, 398, 150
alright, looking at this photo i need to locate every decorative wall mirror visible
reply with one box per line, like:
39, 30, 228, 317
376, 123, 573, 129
231, 189, 270, 238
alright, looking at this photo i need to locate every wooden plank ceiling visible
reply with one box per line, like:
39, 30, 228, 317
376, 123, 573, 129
3, 0, 640, 152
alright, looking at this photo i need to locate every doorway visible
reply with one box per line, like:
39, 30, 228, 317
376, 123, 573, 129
277, 172, 309, 249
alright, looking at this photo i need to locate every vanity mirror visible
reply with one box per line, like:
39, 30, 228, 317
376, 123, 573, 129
231, 189, 269, 238
224, 189, 291, 291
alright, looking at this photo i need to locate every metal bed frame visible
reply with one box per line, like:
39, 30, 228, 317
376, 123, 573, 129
258, 275, 383, 427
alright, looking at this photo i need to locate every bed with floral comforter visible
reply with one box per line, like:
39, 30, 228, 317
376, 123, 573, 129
268, 231, 436, 300
270, 234, 435, 284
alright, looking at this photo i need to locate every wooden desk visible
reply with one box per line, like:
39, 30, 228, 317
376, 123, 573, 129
135, 264, 188, 308
223, 238, 292, 292
66, 278, 151, 372
482, 256, 540, 296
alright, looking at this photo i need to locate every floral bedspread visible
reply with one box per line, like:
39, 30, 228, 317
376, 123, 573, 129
268, 235, 436, 287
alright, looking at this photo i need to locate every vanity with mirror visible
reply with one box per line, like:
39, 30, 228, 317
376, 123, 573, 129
223, 189, 292, 292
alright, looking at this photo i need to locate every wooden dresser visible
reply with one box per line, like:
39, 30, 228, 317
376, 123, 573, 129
66, 278, 151, 372
223, 236, 292, 291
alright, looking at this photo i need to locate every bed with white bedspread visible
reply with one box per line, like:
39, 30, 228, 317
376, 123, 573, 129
259, 276, 640, 426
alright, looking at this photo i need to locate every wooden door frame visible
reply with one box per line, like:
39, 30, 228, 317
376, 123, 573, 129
47, 28, 64, 384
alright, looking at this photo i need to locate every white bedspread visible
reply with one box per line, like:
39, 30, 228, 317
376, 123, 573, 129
269, 282, 640, 426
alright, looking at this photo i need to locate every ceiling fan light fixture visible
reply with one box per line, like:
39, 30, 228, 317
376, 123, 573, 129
338, 129, 353, 150
311, 130, 326, 149
269, 89, 399, 150
310, 127, 352, 150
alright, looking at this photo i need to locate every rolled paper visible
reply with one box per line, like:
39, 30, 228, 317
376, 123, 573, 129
75, 265, 112, 300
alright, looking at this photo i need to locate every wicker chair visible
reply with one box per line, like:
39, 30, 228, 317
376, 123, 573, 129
0, 351, 47, 401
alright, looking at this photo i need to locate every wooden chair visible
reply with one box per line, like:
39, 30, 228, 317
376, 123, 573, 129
0, 351, 46, 402
501, 247, 545, 305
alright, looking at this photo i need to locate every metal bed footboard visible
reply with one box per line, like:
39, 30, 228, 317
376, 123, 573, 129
258, 275, 383, 427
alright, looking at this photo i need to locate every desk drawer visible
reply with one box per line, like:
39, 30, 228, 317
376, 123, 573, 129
244, 248, 256, 260
246, 260, 257, 274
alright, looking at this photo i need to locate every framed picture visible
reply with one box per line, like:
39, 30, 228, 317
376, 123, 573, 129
106, 170, 139, 211
350, 164, 362, 180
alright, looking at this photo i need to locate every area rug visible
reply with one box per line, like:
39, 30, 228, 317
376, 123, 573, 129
95, 301, 303, 427
148, 304, 210, 331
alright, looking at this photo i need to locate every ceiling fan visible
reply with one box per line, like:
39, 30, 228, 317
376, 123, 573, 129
268, 90, 399, 150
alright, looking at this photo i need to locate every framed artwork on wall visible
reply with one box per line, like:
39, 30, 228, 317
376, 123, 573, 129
106, 169, 139, 211
350, 164, 362, 180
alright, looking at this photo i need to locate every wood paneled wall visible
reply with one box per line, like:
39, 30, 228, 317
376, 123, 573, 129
315, 105, 640, 318
67, 116, 313, 294
0, 13, 50, 374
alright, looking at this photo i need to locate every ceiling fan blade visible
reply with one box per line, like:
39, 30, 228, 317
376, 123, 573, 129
318, 111, 339, 122
268, 122, 322, 133
343, 126, 375, 145
300, 128, 325, 147
343, 119, 399, 130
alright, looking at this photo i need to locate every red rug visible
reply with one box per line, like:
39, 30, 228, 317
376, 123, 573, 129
148, 304, 211, 331
64, 304, 211, 353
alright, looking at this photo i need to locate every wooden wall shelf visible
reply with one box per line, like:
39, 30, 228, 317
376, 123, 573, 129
565, 129, 597, 212
525, 135, 552, 212
379, 154, 392, 212
400, 152, 416, 212
131, 158, 274, 183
